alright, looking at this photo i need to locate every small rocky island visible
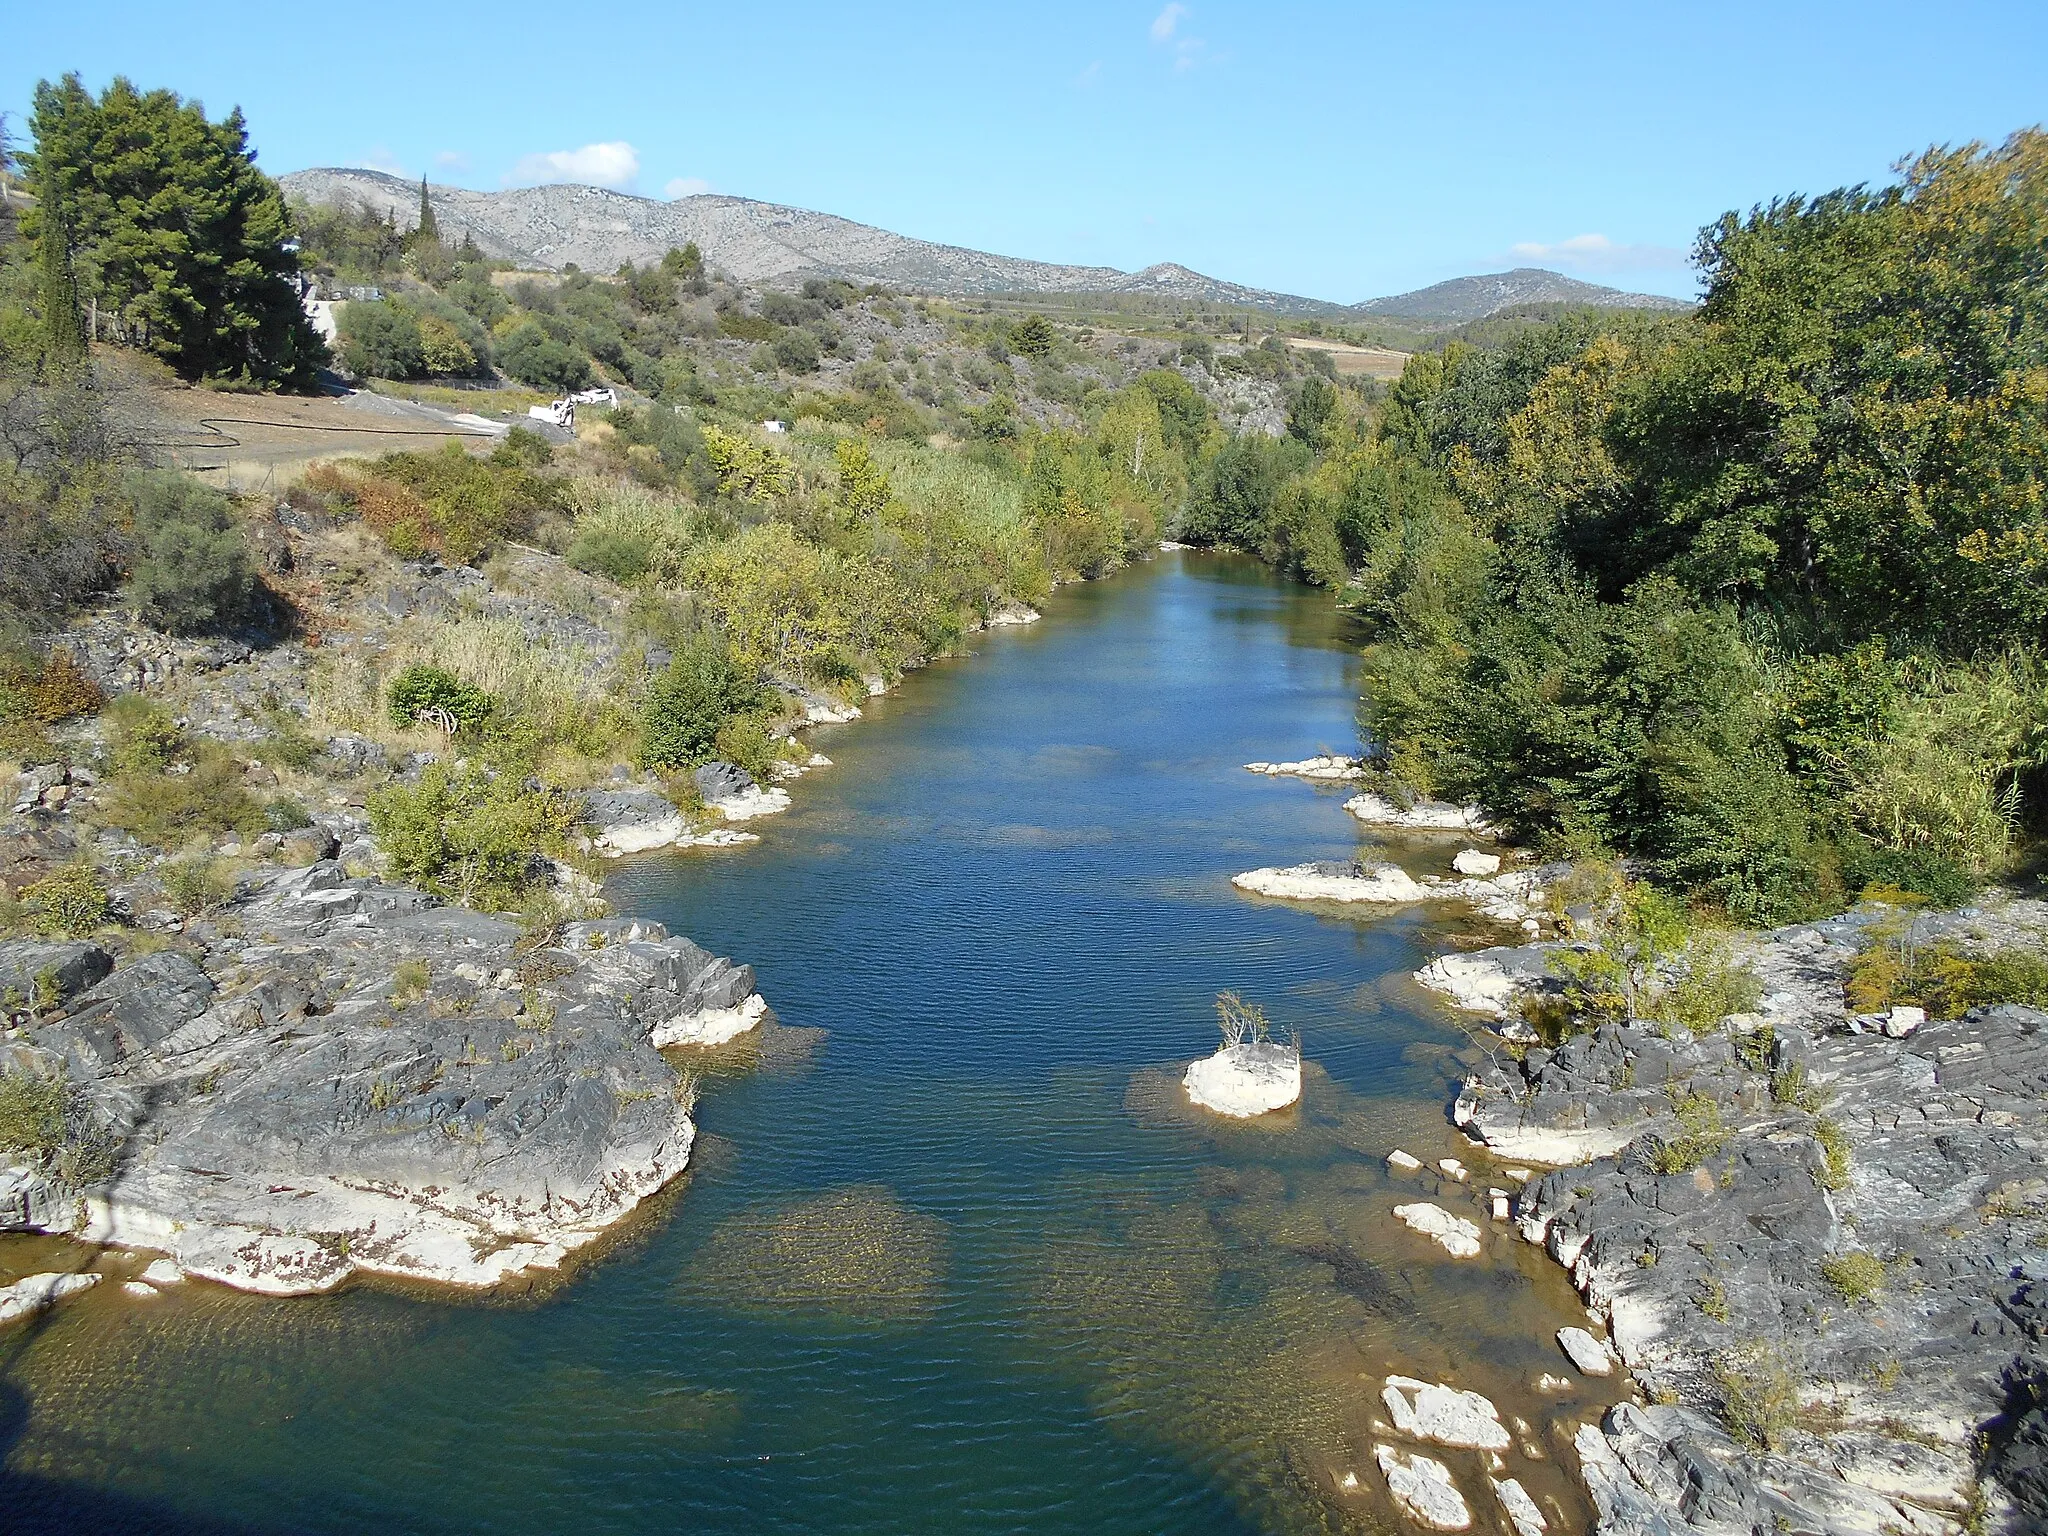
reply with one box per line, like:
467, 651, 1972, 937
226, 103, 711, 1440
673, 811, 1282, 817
1184, 991, 1302, 1118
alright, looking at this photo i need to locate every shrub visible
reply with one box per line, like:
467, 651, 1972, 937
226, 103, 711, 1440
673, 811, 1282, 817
1813, 1116, 1852, 1190
105, 694, 185, 774
387, 664, 494, 733
712, 713, 778, 782
1648, 1089, 1729, 1174
0, 648, 103, 726
1846, 934, 2048, 1019
264, 797, 315, 832
101, 740, 261, 846
496, 321, 591, 391
566, 528, 651, 584
1819, 1251, 1885, 1302
161, 854, 236, 918
21, 863, 109, 937
122, 471, 258, 634
771, 328, 821, 374
642, 641, 765, 770
368, 763, 581, 909
336, 300, 424, 379
0, 1068, 68, 1154
492, 427, 554, 468
1715, 1344, 1802, 1451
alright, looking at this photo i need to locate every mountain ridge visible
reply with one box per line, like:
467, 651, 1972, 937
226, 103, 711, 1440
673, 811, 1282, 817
278, 167, 1691, 321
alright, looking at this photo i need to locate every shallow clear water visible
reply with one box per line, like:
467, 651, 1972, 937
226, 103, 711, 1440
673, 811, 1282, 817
0, 553, 1615, 1535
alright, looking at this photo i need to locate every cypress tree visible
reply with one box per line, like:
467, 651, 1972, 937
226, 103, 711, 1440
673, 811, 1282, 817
416, 175, 438, 246
37, 182, 87, 367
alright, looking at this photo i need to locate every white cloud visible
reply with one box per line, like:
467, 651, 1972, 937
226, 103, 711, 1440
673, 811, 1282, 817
354, 147, 407, 177
1149, 4, 1203, 69
664, 176, 712, 200
434, 149, 471, 172
1509, 232, 1687, 273
507, 141, 641, 191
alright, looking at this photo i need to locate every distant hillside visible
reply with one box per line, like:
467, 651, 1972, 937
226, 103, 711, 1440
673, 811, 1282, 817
279, 168, 1347, 314
1351, 267, 1692, 323
280, 170, 1692, 324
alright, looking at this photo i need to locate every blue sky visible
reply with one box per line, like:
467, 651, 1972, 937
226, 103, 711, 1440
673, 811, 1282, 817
8, 2, 2045, 303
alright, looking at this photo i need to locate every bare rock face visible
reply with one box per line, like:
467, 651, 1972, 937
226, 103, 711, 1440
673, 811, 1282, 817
3, 861, 766, 1295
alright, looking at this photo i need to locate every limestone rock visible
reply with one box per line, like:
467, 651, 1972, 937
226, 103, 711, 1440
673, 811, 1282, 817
1184, 1040, 1301, 1118
1393, 1202, 1482, 1258
1241, 755, 1366, 780
6, 859, 764, 1296
0, 939, 114, 1018
141, 1258, 184, 1286
1452, 848, 1501, 877
1490, 1476, 1547, 1536
1344, 792, 1493, 833
1233, 860, 1427, 904
1374, 1446, 1471, 1530
1558, 1326, 1615, 1377
0, 1271, 99, 1328
1381, 1374, 1512, 1449
1388, 1149, 1423, 1173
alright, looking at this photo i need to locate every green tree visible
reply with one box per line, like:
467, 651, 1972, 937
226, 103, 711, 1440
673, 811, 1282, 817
35, 176, 87, 367
335, 300, 423, 378
834, 436, 893, 526
121, 471, 257, 633
1010, 314, 1056, 359
641, 640, 765, 769
1287, 374, 1339, 454
24, 74, 324, 387
413, 175, 438, 246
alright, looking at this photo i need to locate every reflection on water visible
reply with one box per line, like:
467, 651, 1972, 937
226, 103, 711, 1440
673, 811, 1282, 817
2, 554, 1617, 1535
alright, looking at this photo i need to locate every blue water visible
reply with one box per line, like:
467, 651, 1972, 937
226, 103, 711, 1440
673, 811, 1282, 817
0, 553, 1607, 1535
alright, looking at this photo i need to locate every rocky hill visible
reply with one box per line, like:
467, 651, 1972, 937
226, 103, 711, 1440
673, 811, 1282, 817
279, 169, 1687, 321
279, 168, 1344, 313
1351, 266, 1693, 323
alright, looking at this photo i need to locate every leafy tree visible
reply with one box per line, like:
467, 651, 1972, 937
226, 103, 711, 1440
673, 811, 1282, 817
495, 319, 591, 391
835, 436, 892, 526
641, 639, 765, 769
1287, 374, 1339, 454
24, 74, 324, 386
335, 300, 423, 378
771, 326, 822, 373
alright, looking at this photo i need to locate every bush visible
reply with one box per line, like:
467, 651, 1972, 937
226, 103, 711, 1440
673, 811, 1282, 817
641, 641, 765, 771
368, 763, 581, 909
1813, 1116, 1852, 1190
0, 649, 103, 727
336, 300, 424, 379
111, 746, 262, 845
122, 471, 258, 634
1647, 1089, 1729, 1174
0, 1068, 68, 1154
105, 694, 184, 774
496, 321, 592, 392
1715, 1345, 1802, 1451
712, 714, 778, 783
566, 528, 651, 584
21, 863, 109, 937
264, 797, 314, 832
1820, 1251, 1885, 1302
771, 328, 821, 374
387, 663, 494, 733
161, 854, 236, 918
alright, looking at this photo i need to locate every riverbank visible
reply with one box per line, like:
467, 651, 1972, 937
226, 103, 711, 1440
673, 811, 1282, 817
1423, 893, 2048, 1535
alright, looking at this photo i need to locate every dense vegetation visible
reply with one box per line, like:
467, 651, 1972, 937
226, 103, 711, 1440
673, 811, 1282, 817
7, 68, 2045, 934
1186, 131, 2048, 921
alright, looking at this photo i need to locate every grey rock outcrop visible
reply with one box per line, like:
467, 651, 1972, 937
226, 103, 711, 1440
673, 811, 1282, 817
1, 861, 766, 1295
1437, 903, 2048, 1534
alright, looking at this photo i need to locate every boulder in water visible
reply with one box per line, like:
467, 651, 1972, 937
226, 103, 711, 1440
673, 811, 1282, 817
1374, 1446, 1471, 1530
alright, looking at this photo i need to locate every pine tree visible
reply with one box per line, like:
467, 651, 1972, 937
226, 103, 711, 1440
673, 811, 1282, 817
25, 73, 323, 386
415, 175, 438, 246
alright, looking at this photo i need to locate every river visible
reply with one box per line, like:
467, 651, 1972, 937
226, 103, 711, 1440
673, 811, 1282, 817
0, 552, 1612, 1535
